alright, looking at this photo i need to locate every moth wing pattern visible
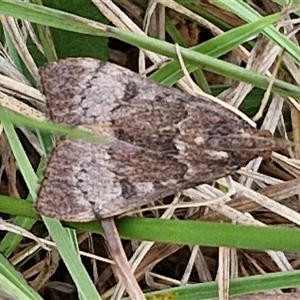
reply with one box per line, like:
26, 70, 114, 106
36, 58, 279, 221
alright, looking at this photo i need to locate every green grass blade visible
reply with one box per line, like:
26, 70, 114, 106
0, 2, 299, 98
138, 269, 300, 300
2, 120, 38, 198
3, 196, 300, 253
213, 0, 300, 65
151, 13, 282, 86
0, 252, 43, 300
41, 217, 101, 300
0, 109, 106, 144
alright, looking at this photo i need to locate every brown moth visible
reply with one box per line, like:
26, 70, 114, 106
36, 57, 282, 221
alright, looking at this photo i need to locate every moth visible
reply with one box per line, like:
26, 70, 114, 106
36, 57, 282, 221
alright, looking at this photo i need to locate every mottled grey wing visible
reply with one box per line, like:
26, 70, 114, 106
36, 138, 178, 220
36, 58, 278, 221
35, 136, 256, 221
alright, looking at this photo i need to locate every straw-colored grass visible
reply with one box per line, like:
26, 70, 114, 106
1, 0, 300, 299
